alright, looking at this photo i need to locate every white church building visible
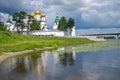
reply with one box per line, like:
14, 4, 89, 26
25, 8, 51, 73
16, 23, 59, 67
5, 10, 75, 37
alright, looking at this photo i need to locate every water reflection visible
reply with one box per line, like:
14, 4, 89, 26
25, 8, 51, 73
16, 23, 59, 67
59, 52, 75, 67
0, 42, 120, 80
0, 52, 48, 80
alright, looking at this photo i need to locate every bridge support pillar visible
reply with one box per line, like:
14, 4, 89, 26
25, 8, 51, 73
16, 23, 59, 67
115, 35, 119, 40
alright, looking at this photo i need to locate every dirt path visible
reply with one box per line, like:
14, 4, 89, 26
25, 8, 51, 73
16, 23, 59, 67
0, 47, 53, 64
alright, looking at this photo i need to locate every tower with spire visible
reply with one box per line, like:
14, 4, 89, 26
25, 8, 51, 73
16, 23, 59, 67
52, 13, 60, 30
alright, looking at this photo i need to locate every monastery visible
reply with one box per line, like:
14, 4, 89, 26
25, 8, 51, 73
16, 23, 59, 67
5, 10, 75, 37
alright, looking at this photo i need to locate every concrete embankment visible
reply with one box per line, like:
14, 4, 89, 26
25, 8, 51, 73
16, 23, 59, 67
76, 36, 105, 41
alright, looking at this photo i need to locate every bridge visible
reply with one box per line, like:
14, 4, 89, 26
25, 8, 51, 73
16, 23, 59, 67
79, 32, 120, 40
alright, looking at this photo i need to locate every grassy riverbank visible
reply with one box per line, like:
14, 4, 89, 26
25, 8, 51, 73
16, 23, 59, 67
0, 31, 95, 54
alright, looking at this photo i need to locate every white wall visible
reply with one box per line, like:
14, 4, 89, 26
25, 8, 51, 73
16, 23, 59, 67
29, 31, 64, 37
65, 27, 75, 37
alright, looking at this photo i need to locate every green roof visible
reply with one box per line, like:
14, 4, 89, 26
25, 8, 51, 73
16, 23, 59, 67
55, 16, 60, 23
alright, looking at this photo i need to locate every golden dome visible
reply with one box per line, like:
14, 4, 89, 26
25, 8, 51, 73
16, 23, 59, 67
41, 13, 46, 17
35, 10, 40, 15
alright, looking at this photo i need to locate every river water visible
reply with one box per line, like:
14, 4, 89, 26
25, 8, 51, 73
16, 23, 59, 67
0, 40, 120, 80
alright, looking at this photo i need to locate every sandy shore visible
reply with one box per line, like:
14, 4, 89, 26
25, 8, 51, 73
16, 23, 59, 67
0, 47, 53, 64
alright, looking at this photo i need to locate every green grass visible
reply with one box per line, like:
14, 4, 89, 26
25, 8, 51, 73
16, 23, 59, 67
0, 31, 95, 53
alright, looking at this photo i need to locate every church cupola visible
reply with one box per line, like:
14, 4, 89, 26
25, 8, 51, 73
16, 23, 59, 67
35, 10, 41, 15
53, 13, 60, 30
54, 14, 60, 24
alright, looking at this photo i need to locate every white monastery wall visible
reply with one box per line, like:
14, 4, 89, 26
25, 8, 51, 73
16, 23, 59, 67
29, 31, 64, 37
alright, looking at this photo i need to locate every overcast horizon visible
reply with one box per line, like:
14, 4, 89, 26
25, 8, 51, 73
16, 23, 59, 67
0, 0, 120, 29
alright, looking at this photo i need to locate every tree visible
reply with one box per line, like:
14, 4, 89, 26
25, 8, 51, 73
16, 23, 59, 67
58, 16, 67, 31
67, 18, 75, 36
19, 11, 27, 33
0, 21, 6, 31
13, 11, 27, 33
27, 14, 34, 34
67, 18, 75, 29
13, 12, 20, 33
27, 14, 41, 31
30, 20, 40, 30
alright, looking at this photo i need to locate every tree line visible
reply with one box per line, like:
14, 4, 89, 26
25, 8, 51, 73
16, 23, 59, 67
12, 11, 40, 34
0, 11, 39, 33
58, 16, 75, 31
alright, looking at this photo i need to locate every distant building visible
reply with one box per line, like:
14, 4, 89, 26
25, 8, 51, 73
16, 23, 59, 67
5, 9, 75, 37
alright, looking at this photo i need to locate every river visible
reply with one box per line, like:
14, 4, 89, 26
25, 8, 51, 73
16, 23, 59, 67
0, 40, 120, 80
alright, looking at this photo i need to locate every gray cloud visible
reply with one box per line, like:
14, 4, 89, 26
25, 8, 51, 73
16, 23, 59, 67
0, 12, 11, 22
79, 0, 120, 27
0, 0, 120, 28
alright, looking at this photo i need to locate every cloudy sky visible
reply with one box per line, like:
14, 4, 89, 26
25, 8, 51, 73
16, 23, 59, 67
0, 0, 120, 29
